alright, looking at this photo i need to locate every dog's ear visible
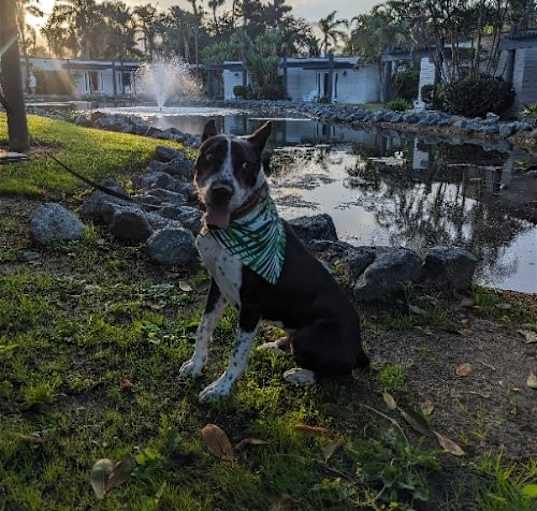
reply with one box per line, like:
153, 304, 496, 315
247, 121, 272, 152
201, 119, 218, 142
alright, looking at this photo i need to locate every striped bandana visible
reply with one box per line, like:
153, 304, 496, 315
210, 196, 287, 285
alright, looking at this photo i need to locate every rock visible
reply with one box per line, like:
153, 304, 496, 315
145, 228, 198, 266
79, 179, 131, 224
499, 123, 517, 137
353, 248, 422, 302
526, 170, 537, 178
154, 145, 184, 162
143, 188, 189, 207
159, 205, 203, 234
145, 211, 182, 231
288, 214, 338, 244
422, 246, 478, 290
109, 206, 152, 243
486, 112, 500, 122
140, 172, 189, 194
162, 155, 194, 179
31, 202, 85, 245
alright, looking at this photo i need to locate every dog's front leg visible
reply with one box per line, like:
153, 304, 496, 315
198, 306, 260, 402
180, 279, 226, 378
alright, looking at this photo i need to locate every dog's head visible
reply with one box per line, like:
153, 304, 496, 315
194, 120, 272, 229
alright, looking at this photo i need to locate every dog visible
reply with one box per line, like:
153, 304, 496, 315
180, 119, 369, 402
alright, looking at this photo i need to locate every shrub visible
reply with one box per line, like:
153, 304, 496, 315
392, 68, 419, 101
441, 76, 515, 118
522, 103, 537, 117
387, 97, 412, 112
318, 96, 330, 104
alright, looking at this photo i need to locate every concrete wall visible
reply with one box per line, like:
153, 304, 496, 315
334, 66, 380, 104
417, 57, 436, 109
223, 70, 246, 99
513, 47, 537, 107
287, 68, 318, 101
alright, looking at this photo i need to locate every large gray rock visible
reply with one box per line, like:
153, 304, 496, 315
143, 188, 189, 207
499, 123, 517, 137
288, 214, 338, 245
110, 206, 152, 243
31, 203, 85, 245
354, 248, 422, 302
145, 228, 198, 266
79, 179, 131, 224
422, 246, 478, 290
159, 205, 203, 234
154, 145, 184, 163
162, 155, 194, 179
140, 172, 185, 193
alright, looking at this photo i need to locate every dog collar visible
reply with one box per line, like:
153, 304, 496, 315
209, 195, 286, 285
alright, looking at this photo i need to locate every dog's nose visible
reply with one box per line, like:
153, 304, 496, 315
210, 182, 234, 205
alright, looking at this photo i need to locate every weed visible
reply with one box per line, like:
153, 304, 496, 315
378, 364, 407, 391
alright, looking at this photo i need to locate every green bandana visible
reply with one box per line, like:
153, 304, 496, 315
210, 196, 287, 285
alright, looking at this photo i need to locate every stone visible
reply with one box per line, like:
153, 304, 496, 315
154, 145, 184, 162
31, 202, 85, 245
288, 214, 338, 245
499, 123, 517, 137
422, 246, 478, 290
79, 179, 132, 224
353, 248, 422, 302
145, 228, 198, 266
110, 206, 152, 243
159, 205, 203, 234
486, 112, 500, 122
140, 172, 186, 193
162, 155, 194, 179
144, 188, 189, 207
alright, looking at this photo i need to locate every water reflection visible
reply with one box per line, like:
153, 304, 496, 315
113, 107, 536, 293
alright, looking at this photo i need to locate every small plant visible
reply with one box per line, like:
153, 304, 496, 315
392, 68, 419, 101
233, 85, 252, 99
522, 103, 537, 117
22, 381, 56, 408
378, 364, 407, 391
387, 98, 412, 112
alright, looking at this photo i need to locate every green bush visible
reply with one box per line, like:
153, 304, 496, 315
233, 85, 252, 99
522, 103, 537, 117
392, 68, 419, 101
441, 76, 515, 118
387, 97, 412, 112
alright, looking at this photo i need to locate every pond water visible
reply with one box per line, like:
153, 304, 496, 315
102, 106, 537, 293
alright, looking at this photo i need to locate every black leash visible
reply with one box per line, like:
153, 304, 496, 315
48, 153, 136, 203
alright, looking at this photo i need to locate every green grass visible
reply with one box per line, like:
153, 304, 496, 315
0, 113, 181, 197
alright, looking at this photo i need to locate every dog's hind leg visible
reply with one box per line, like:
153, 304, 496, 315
180, 279, 226, 378
198, 306, 260, 402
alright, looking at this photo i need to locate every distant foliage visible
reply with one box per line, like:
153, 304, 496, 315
233, 85, 253, 99
387, 98, 412, 112
522, 103, 537, 117
440, 76, 515, 118
392, 68, 419, 101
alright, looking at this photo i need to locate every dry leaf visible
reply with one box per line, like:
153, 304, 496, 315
106, 456, 135, 494
434, 431, 465, 456
119, 378, 133, 392
421, 400, 434, 417
178, 281, 193, 292
518, 330, 537, 344
235, 438, 269, 451
201, 424, 234, 461
527, 371, 537, 389
455, 363, 472, 377
398, 407, 432, 437
16, 434, 45, 444
321, 439, 345, 462
90, 459, 114, 499
294, 424, 333, 437
383, 392, 397, 410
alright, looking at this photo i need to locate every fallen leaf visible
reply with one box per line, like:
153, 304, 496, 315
398, 406, 432, 437
235, 438, 269, 451
527, 371, 537, 389
420, 400, 434, 417
321, 439, 345, 462
495, 302, 512, 311
456, 363, 473, 377
178, 281, 193, 292
201, 424, 234, 461
90, 459, 114, 499
294, 424, 333, 437
106, 456, 135, 494
518, 330, 537, 344
16, 434, 45, 444
434, 432, 465, 456
119, 378, 133, 392
521, 484, 537, 498
383, 392, 397, 410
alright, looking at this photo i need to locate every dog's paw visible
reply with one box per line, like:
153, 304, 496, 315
283, 368, 316, 386
198, 378, 232, 402
179, 358, 204, 378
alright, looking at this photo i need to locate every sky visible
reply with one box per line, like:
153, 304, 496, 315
30, 0, 379, 28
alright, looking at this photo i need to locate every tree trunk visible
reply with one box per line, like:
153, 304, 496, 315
0, 0, 30, 152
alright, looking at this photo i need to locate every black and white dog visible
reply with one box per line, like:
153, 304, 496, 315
180, 120, 369, 402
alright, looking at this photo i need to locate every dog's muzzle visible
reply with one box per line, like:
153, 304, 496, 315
205, 181, 234, 229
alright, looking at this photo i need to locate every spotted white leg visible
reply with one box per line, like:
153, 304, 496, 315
180, 280, 226, 378
199, 309, 260, 402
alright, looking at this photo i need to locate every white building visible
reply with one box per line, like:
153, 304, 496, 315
24, 57, 139, 96
222, 57, 381, 104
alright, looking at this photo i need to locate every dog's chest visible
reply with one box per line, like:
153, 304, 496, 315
196, 234, 242, 307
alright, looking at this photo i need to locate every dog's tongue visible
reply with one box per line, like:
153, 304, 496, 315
205, 206, 231, 228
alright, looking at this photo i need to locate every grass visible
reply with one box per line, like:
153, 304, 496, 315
2, 116, 537, 510
0, 113, 181, 197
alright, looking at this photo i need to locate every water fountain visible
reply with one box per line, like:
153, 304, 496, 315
136, 56, 202, 110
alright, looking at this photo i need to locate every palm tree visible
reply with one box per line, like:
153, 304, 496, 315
16, 0, 43, 92
318, 10, 347, 55
208, 0, 225, 34
133, 4, 157, 58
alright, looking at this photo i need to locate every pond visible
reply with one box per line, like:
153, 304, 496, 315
102, 106, 537, 293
